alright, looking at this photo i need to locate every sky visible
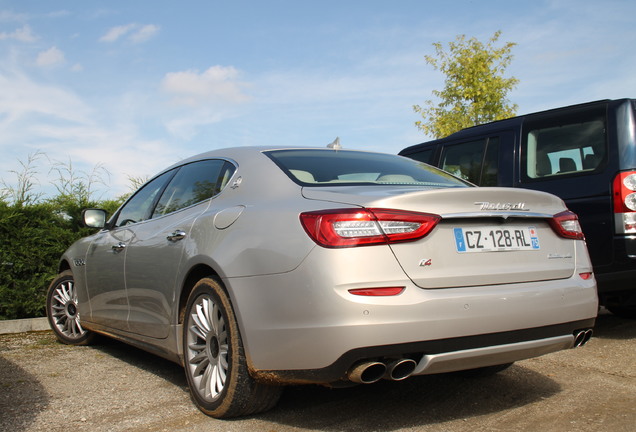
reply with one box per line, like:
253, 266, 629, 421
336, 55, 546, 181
0, 0, 635, 199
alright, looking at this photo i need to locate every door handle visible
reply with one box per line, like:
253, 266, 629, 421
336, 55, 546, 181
112, 242, 126, 252
167, 230, 187, 242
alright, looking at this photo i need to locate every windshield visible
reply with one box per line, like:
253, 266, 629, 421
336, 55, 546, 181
265, 149, 470, 188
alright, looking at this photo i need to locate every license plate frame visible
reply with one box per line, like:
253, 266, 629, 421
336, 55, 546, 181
454, 226, 540, 253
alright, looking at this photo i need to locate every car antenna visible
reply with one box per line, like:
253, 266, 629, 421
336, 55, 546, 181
327, 137, 341, 150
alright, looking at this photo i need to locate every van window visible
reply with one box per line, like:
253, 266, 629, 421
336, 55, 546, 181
522, 110, 607, 180
440, 137, 499, 186
404, 149, 434, 164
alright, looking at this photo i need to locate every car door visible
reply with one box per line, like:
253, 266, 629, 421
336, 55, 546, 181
84, 169, 175, 331
124, 159, 234, 339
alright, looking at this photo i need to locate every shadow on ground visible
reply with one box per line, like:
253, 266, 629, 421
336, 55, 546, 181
92, 336, 187, 390
257, 365, 560, 431
593, 308, 636, 340
0, 355, 49, 432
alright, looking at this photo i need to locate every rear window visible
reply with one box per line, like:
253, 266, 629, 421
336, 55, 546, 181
265, 149, 468, 188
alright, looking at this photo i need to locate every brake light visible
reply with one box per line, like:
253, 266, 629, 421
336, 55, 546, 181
613, 171, 636, 233
300, 208, 441, 248
549, 211, 585, 240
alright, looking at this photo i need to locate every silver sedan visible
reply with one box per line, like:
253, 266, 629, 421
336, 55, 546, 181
46, 147, 598, 418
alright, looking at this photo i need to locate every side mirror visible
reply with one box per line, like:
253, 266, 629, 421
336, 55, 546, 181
82, 209, 107, 228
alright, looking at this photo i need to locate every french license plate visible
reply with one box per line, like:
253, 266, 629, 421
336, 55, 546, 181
454, 226, 540, 253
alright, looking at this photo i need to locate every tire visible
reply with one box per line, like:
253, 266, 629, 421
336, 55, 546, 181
606, 305, 636, 319
453, 362, 514, 378
183, 277, 282, 418
46, 270, 96, 345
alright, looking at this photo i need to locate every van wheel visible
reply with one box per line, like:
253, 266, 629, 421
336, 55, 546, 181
606, 305, 636, 319
183, 277, 282, 418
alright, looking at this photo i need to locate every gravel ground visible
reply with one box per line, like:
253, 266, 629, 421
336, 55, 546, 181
1, 309, 634, 432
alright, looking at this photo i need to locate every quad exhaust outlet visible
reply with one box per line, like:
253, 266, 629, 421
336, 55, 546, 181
347, 358, 417, 384
347, 330, 594, 385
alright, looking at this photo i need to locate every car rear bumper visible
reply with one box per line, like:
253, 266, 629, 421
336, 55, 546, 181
249, 319, 595, 385
227, 245, 598, 380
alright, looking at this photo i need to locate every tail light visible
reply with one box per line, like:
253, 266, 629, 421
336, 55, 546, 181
549, 210, 585, 240
300, 208, 441, 248
613, 171, 636, 234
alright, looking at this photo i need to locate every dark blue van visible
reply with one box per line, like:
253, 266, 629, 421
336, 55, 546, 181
400, 98, 636, 318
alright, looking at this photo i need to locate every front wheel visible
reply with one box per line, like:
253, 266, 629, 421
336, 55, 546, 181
183, 277, 282, 418
46, 270, 95, 345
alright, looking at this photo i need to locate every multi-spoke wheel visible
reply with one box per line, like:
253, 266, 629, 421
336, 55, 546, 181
183, 277, 281, 418
46, 270, 95, 345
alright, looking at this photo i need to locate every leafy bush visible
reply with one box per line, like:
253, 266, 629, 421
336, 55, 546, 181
0, 154, 126, 319
0, 198, 123, 320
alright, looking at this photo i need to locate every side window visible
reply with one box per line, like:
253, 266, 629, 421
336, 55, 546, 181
405, 149, 434, 164
440, 138, 499, 186
522, 108, 607, 180
114, 170, 175, 227
152, 160, 235, 217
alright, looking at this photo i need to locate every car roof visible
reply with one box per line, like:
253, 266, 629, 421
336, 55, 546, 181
163, 146, 387, 171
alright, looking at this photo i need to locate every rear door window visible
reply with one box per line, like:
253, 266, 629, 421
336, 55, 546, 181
114, 170, 175, 227
152, 160, 235, 217
522, 107, 607, 180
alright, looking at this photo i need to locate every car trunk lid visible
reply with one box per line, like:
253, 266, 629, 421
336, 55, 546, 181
302, 186, 577, 288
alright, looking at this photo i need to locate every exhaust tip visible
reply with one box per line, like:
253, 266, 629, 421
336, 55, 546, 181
384, 359, 417, 381
348, 361, 387, 384
573, 329, 593, 347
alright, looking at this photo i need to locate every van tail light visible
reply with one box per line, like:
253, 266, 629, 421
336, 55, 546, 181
613, 171, 636, 234
549, 210, 585, 240
300, 208, 441, 248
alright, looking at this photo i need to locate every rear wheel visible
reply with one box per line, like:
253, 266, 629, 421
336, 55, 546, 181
183, 277, 282, 418
46, 270, 95, 345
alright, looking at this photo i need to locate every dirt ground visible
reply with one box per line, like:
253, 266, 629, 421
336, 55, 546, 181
1, 309, 634, 432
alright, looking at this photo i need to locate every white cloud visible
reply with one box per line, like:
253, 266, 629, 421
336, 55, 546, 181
99, 23, 159, 43
36, 46, 65, 67
130, 24, 160, 43
0, 71, 89, 125
0, 11, 28, 23
0, 70, 180, 198
159, 66, 251, 139
161, 66, 250, 106
0, 24, 36, 42
99, 23, 136, 42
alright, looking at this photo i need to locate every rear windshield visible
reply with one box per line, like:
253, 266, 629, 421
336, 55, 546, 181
265, 149, 469, 188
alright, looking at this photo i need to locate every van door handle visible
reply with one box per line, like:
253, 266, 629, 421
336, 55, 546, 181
112, 242, 126, 252
167, 230, 187, 242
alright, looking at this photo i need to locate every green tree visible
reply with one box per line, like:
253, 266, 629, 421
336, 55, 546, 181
414, 30, 519, 139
